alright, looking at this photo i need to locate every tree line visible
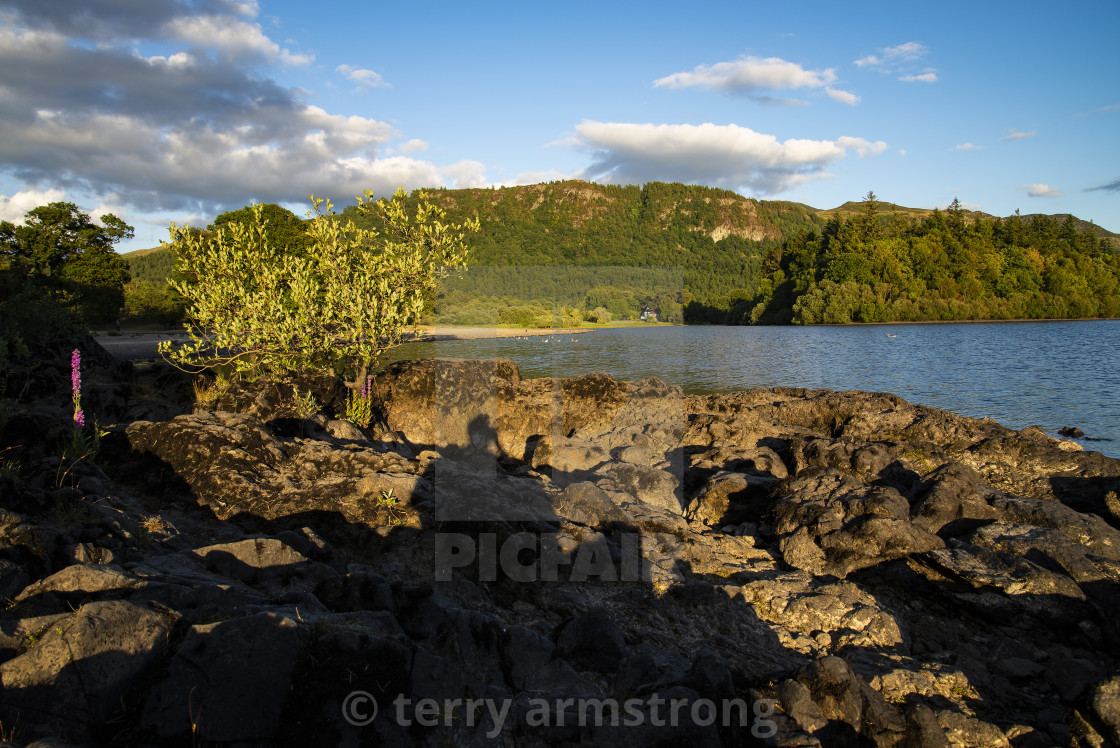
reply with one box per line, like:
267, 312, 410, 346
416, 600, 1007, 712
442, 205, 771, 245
737, 194, 1120, 324
7, 182, 1116, 339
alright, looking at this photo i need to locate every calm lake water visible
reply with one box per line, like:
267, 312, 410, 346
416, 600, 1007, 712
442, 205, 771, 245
390, 320, 1120, 458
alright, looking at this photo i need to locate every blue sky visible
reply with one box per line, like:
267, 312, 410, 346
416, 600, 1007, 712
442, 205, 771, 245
0, 0, 1117, 252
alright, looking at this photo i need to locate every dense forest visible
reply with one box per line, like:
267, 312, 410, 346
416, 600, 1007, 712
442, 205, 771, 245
121, 181, 1120, 326
738, 196, 1120, 324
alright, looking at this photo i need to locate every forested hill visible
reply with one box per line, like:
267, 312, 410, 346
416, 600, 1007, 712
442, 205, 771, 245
341, 180, 822, 322
125, 181, 1120, 325
739, 200, 1120, 324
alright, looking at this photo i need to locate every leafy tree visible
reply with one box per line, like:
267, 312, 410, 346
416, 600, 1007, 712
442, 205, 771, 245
160, 188, 479, 385
0, 202, 132, 320
210, 203, 312, 256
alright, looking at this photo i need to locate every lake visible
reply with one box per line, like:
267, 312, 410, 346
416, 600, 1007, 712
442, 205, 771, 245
390, 320, 1120, 458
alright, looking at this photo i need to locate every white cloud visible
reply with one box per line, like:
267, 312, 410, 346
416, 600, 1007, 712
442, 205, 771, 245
898, 149, 907, 157
855, 41, 928, 69
336, 64, 390, 89
559, 121, 886, 195
999, 129, 1037, 142
0, 3, 482, 218
506, 169, 576, 186
836, 136, 888, 157
163, 14, 312, 66
953, 143, 983, 151
87, 193, 131, 223
395, 139, 429, 154
654, 56, 855, 105
1023, 183, 1062, 197
826, 87, 860, 105
900, 70, 938, 83
655, 56, 836, 91
0, 187, 67, 222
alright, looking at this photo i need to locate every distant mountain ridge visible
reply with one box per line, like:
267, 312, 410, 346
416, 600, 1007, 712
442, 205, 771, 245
122, 181, 1120, 262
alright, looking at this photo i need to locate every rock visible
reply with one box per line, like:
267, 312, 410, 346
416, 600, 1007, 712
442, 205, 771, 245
1060, 426, 1085, 438
602, 462, 683, 515
14, 563, 147, 612
142, 612, 308, 742
6, 344, 1120, 746
126, 409, 430, 522
0, 601, 170, 740
324, 418, 368, 442
551, 481, 633, 527
189, 536, 337, 593
556, 606, 629, 673
685, 470, 776, 525
908, 539, 1094, 625
1069, 675, 1120, 747
529, 434, 610, 477
770, 470, 944, 578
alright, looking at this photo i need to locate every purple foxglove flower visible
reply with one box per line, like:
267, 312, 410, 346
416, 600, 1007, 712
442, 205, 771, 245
71, 348, 84, 428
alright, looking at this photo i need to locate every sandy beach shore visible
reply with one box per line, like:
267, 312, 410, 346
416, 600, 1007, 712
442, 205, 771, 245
411, 326, 592, 341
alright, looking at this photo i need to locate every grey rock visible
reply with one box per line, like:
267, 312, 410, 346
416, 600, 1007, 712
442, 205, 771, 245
530, 434, 610, 476
324, 418, 368, 442
603, 462, 683, 515
142, 611, 308, 742
556, 606, 628, 673
0, 601, 170, 739
771, 470, 944, 578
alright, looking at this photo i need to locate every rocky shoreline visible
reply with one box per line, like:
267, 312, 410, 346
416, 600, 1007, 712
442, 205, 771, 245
1, 348, 1119, 746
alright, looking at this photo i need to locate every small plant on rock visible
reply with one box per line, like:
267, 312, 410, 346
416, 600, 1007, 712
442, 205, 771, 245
377, 488, 404, 527
345, 374, 374, 428
292, 387, 319, 420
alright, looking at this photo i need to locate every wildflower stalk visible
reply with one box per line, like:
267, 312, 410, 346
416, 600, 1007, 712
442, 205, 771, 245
345, 374, 373, 428
70, 349, 84, 428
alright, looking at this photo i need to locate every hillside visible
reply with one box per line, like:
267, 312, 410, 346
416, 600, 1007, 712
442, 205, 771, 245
126, 181, 1120, 325
342, 180, 825, 322
818, 203, 1120, 249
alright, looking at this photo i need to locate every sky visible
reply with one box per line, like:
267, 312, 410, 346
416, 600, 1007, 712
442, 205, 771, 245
0, 0, 1118, 253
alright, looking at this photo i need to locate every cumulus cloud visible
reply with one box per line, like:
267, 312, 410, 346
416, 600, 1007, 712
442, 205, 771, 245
0, 0, 259, 42
337, 64, 390, 89
163, 15, 311, 66
654, 56, 855, 105
656, 56, 835, 91
1024, 184, 1062, 198
826, 88, 860, 105
835, 136, 888, 157
0, 3, 483, 218
855, 41, 928, 69
999, 129, 1037, 142
559, 121, 887, 195
953, 143, 983, 151
395, 139, 429, 154
1084, 177, 1120, 193
0, 187, 67, 222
